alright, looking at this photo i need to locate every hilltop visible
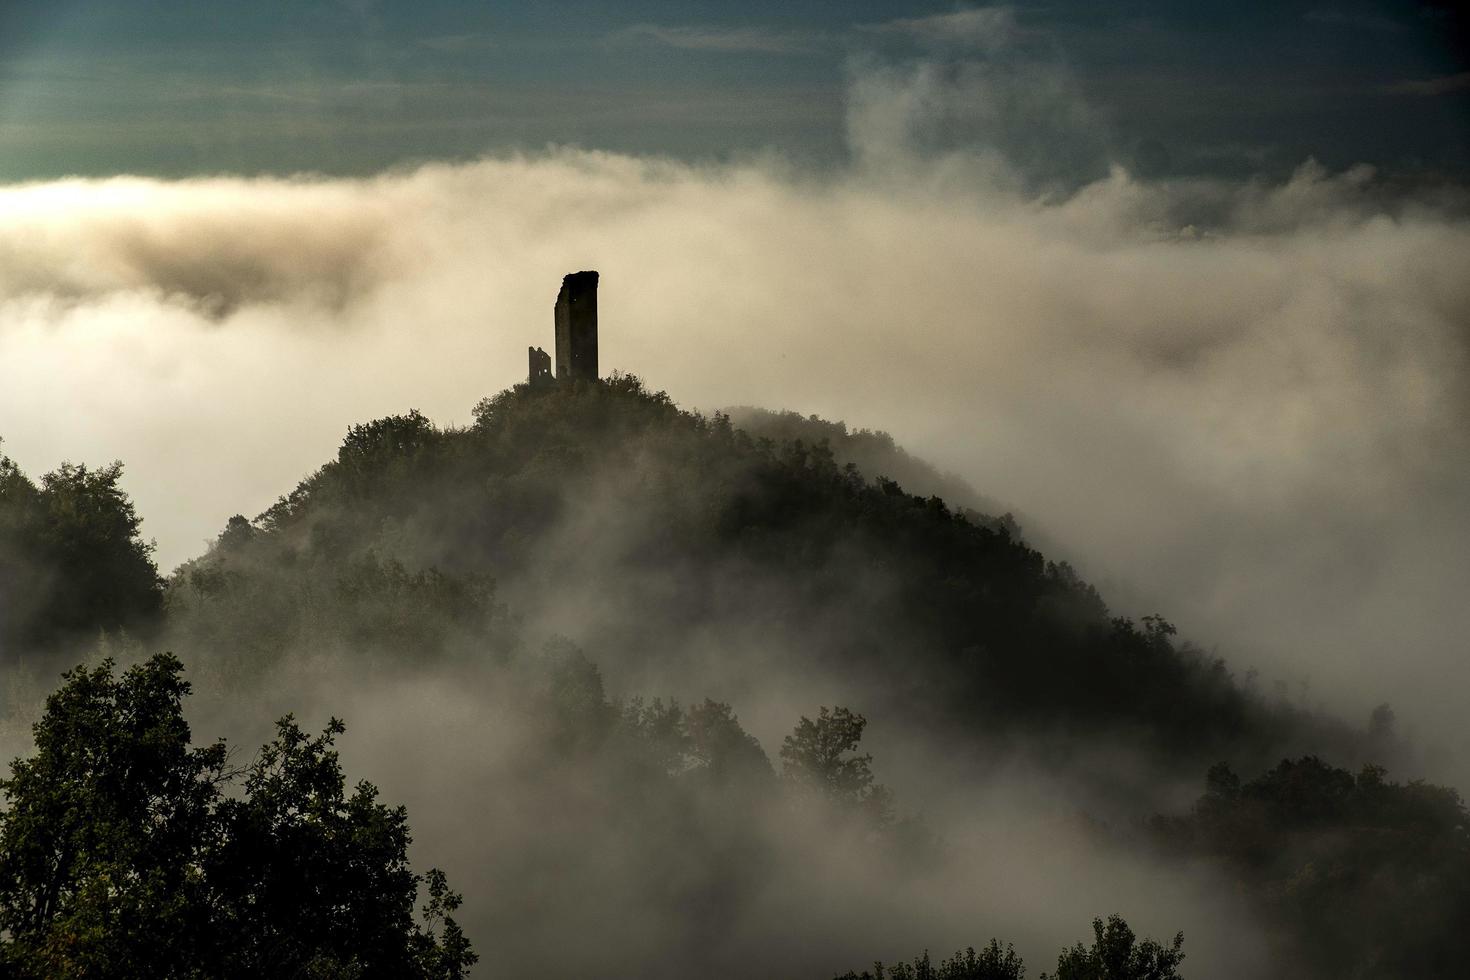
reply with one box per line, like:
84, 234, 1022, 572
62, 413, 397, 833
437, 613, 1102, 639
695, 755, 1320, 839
164, 375, 1363, 774
3, 376, 1467, 978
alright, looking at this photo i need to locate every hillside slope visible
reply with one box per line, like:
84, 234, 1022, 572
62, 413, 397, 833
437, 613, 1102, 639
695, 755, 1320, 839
165, 376, 1364, 772
4, 379, 1465, 979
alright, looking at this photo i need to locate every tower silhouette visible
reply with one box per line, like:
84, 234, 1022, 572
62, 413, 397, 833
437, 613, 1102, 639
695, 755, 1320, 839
553, 271, 599, 381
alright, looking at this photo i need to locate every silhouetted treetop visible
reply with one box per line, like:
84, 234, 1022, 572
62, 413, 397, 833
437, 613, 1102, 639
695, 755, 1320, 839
0, 444, 161, 651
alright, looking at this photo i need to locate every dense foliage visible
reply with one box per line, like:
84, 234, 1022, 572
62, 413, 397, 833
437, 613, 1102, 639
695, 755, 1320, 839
1045, 916, 1184, 980
836, 940, 1025, 980
1150, 757, 1470, 979
726, 408, 1022, 540
165, 378, 1355, 772
0, 445, 161, 652
781, 706, 894, 827
834, 916, 1184, 980
0, 654, 474, 979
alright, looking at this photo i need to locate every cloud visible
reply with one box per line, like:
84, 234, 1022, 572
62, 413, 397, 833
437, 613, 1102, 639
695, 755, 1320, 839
846, 8, 1106, 194
0, 175, 394, 317
1385, 70, 1470, 96
860, 7, 1021, 53
610, 24, 827, 56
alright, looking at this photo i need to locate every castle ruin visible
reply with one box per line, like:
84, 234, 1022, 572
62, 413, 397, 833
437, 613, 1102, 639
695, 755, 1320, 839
527, 345, 552, 383
528, 272, 599, 384
552, 270, 599, 381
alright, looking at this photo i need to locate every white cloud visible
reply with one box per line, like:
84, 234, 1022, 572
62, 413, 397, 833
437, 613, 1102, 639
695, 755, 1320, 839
847, 7, 1106, 194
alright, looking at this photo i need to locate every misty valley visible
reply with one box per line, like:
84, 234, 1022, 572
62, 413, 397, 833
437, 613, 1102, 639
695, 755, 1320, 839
0, 372, 1464, 979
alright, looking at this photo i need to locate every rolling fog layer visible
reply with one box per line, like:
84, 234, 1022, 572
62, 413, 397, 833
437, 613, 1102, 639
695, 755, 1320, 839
171, 638, 1272, 980
1, 24, 1468, 775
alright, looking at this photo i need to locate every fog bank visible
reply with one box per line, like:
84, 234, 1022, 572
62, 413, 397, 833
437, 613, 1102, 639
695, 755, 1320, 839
3, 149, 1466, 763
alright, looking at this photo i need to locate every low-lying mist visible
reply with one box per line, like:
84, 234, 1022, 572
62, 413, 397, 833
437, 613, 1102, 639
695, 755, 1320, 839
248, 657, 1273, 980
150, 555, 1273, 980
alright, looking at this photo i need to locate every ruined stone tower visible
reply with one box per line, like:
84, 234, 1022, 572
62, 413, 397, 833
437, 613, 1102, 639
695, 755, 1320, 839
527, 345, 552, 384
553, 270, 599, 381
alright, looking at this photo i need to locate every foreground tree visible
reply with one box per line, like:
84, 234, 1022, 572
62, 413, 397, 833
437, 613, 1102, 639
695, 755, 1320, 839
0, 653, 474, 979
1040, 916, 1184, 980
836, 940, 1025, 979
833, 918, 1182, 980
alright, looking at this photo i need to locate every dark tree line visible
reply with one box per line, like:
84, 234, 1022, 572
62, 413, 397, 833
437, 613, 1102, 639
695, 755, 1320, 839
1148, 756, 1470, 978
833, 915, 1184, 980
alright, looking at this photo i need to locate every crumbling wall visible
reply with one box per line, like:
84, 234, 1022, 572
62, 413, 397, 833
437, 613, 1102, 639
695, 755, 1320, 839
528, 345, 552, 384
553, 271, 599, 381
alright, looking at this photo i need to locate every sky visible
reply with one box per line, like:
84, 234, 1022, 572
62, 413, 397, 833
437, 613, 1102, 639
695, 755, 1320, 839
1, 3, 1469, 772
1, 2, 1467, 181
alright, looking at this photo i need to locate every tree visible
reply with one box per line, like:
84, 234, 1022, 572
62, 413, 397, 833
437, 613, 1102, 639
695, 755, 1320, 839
836, 940, 1025, 979
1153, 757, 1470, 978
0, 653, 475, 979
215, 514, 257, 553
781, 706, 874, 804
1368, 702, 1396, 740
834, 919, 1185, 980
36, 462, 163, 636
781, 706, 893, 827
619, 696, 773, 792
0, 654, 224, 976
0, 450, 162, 649
1041, 915, 1184, 980
685, 699, 773, 785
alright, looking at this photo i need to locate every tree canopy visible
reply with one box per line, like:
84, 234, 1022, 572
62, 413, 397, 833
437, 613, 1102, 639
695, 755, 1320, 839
1042, 916, 1184, 980
0, 446, 161, 652
833, 917, 1185, 980
0, 653, 474, 979
1150, 756, 1470, 978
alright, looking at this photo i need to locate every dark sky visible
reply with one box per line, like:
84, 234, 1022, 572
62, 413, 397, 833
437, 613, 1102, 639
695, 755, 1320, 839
1, 1, 1466, 180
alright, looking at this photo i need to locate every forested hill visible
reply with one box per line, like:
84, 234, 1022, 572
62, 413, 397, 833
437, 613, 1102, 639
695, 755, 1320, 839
165, 375, 1365, 772
725, 406, 1020, 537
4, 377, 1467, 978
